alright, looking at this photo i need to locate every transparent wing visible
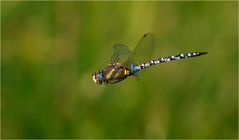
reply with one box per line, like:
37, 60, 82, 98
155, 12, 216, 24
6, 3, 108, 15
125, 32, 155, 65
111, 43, 132, 64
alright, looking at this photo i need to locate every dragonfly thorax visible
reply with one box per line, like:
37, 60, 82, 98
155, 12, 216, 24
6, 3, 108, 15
92, 63, 132, 85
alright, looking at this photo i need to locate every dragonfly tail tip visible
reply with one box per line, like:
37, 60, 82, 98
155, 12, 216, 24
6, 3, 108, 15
200, 52, 208, 55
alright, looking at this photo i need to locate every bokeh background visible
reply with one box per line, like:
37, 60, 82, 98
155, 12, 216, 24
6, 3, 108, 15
1, 1, 238, 139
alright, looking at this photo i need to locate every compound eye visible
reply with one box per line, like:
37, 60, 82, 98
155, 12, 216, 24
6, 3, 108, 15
98, 70, 104, 80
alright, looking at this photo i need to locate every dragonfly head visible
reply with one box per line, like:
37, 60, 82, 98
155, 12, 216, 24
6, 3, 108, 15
92, 69, 104, 85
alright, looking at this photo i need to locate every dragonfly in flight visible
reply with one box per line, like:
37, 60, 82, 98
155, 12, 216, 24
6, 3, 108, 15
92, 33, 207, 85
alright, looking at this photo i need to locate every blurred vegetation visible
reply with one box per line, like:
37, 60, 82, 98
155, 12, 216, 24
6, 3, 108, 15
1, 1, 238, 139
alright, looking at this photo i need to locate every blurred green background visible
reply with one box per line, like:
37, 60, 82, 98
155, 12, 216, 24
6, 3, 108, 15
1, 1, 238, 139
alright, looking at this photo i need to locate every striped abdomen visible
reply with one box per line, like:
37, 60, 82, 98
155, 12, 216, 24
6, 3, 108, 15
136, 52, 207, 70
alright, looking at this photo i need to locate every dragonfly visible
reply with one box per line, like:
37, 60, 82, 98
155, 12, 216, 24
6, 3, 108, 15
92, 33, 207, 85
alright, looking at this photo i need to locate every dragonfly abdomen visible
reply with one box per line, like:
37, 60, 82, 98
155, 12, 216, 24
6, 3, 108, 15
136, 52, 208, 70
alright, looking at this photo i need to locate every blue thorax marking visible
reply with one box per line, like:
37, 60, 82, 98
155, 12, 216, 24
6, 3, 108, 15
129, 64, 141, 74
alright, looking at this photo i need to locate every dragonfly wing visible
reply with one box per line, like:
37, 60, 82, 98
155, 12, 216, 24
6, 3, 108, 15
126, 32, 155, 65
111, 43, 132, 64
